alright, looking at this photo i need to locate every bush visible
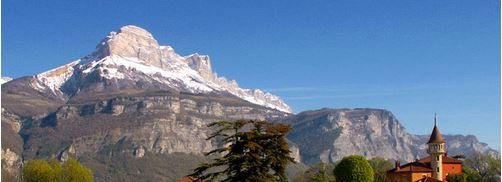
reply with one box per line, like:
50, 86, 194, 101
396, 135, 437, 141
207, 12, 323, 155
22, 158, 93, 182
368, 157, 393, 182
334, 155, 374, 182
447, 173, 465, 182
293, 162, 336, 182
23, 160, 58, 182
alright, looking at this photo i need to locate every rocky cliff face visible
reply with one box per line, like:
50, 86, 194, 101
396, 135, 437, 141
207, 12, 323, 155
411, 134, 499, 158
4, 90, 287, 181
282, 108, 416, 164
1, 108, 23, 180
280, 108, 499, 165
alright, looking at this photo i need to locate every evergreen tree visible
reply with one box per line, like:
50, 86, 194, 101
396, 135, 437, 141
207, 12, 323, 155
190, 120, 295, 182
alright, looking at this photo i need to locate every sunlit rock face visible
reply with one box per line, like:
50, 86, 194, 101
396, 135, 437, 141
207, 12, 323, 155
96, 25, 163, 68
281, 108, 498, 164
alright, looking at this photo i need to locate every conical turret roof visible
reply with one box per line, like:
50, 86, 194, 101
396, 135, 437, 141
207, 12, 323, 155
428, 113, 445, 144
427, 125, 445, 144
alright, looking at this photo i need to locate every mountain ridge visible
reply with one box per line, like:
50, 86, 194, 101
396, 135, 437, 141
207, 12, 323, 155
280, 108, 498, 165
19, 25, 292, 113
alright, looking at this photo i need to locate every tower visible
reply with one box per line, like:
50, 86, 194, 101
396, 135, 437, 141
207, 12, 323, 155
427, 113, 446, 181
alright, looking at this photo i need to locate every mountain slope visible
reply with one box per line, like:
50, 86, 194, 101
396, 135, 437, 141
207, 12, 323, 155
1, 25, 294, 181
279, 108, 499, 165
1, 77, 12, 84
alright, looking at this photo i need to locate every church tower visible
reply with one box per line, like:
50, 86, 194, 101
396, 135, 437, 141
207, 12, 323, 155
427, 113, 446, 181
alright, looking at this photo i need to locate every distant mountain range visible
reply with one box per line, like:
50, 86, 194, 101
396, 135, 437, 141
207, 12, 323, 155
1, 26, 497, 181
278, 108, 498, 165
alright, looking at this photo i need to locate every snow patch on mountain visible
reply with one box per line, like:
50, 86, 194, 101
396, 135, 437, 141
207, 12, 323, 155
36, 60, 80, 94
30, 25, 293, 113
1, 77, 13, 85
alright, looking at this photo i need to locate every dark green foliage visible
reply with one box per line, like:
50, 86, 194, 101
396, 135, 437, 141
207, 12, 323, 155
293, 162, 336, 182
334, 155, 374, 182
22, 158, 93, 182
463, 152, 501, 182
447, 173, 466, 182
368, 157, 393, 182
191, 120, 295, 182
463, 165, 482, 182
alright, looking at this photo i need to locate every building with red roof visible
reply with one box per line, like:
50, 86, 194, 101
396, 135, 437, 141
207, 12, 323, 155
386, 114, 463, 182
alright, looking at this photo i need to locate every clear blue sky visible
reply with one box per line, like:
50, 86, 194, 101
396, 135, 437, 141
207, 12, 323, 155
2, 0, 500, 149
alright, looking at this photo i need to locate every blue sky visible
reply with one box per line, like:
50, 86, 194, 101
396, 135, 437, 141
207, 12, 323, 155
2, 0, 500, 149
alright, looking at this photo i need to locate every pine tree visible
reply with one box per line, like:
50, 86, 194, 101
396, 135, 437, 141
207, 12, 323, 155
190, 120, 295, 182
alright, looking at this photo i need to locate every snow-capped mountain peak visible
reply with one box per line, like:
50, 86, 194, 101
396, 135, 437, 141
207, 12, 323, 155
32, 25, 293, 113
0, 77, 13, 85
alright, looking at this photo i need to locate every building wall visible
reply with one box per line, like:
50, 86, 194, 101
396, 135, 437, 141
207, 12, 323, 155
411, 172, 432, 182
387, 162, 462, 182
387, 172, 435, 182
387, 172, 412, 182
442, 163, 463, 180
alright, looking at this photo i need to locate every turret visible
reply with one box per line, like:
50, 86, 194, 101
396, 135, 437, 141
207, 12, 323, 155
427, 113, 445, 181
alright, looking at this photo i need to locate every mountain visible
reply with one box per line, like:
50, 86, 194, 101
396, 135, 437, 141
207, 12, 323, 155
410, 134, 499, 158
4, 25, 291, 114
1, 25, 296, 181
279, 108, 499, 165
1, 25, 497, 181
1, 77, 13, 84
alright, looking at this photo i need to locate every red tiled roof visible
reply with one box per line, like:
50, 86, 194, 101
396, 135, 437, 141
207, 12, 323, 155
417, 155, 463, 164
387, 161, 433, 173
388, 155, 463, 173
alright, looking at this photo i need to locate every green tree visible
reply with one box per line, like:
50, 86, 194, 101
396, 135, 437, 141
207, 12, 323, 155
447, 173, 466, 182
334, 155, 374, 182
61, 158, 93, 182
293, 162, 336, 182
190, 120, 295, 182
22, 158, 93, 182
48, 159, 63, 182
368, 157, 393, 182
463, 165, 482, 182
464, 153, 501, 182
22, 160, 58, 182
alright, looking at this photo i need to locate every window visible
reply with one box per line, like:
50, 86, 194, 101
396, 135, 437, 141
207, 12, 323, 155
436, 156, 440, 161
437, 167, 439, 172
